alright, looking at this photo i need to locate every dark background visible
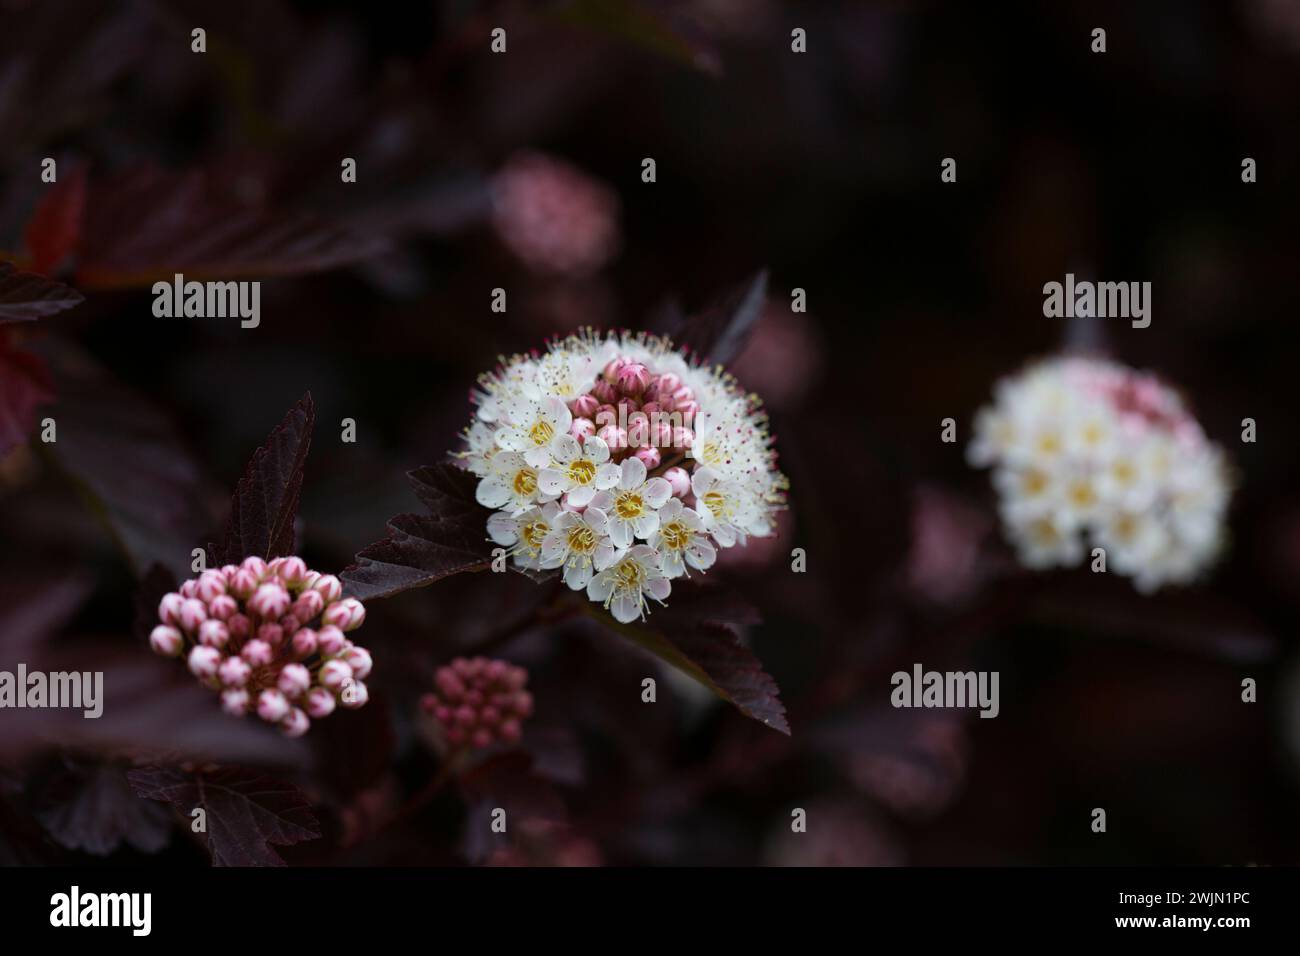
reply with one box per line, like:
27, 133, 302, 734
1, 0, 1299, 865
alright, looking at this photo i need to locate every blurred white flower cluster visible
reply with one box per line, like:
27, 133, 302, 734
968, 356, 1232, 592
457, 330, 787, 622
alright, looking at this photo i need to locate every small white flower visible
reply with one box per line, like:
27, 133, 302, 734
540, 508, 615, 589
487, 503, 561, 568
588, 457, 672, 548
647, 498, 715, 578
587, 545, 671, 623
690, 466, 757, 548
476, 452, 542, 514
537, 434, 621, 507
495, 395, 573, 468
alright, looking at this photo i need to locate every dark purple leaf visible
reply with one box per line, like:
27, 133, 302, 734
39, 341, 214, 580
667, 269, 768, 366
74, 165, 388, 288
0, 330, 54, 456
35, 759, 172, 856
0, 568, 94, 662
211, 393, 314, 566
458, 752, 566, 864
341, 464, 496, 600
128, 765, 320, 867
23, 163, 87, 276
0, 262, 84, 323
591, 583, 789, 734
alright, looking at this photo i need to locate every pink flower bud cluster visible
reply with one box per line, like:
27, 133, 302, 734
490, 151, 621, 278
420, 657, 533, 749
150, 556, 373, 736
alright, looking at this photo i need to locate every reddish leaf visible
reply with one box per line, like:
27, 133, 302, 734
128, 765, 320, 867
23, 164, 87, 275
341, 464, 496, 600
73, 165, 388, 288
40, 342, 214, 580
667, 269, 768, 365
0, 261, 84, 323
0, 330, 54, 456
211, 393, 314, 566
591, 583, 789, 734
35, 759, 172, 856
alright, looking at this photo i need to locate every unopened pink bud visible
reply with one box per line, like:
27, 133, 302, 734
658, 373, 681, 394
317, 625, 347, 656
277, 556, 308, 587
241, 556, 269, 578
472, 728, 493, 748
597, 425, 627, 452
179, 598, 208, 633
571, 393, 600, 419
675, 401, 699, 424
187, 646, 222, 679
626, 411, 650, 446
219, 656, 251, 687
278, 663, 312, 698
291, 628, 318, 658
257, 689, 290, 723
323, 597, 366, 632
158, 593, 184, 626
499, 718, 522, 743
278, 614, 300, 637
198, 620, 230, 648
227, 613, 251, 639
602, 357, 628, 383
640, 401, 661, 417
514, 691, 534, 718
280, 707, 310, 738
179, 580, 199, 600
339, 679, 369, 710
320, 659, 354, 692
257, 623, 284, 647
292, 590, 325, 622
663, 466, 691, 498
150, 625, 184, 657
671, 385, 694, 405
221, 688, 250, 716
305, 686, 336, 718
196, 570, 228, 603
249, 583, 290, 620
311, 575, 343, 603
617, 362, 650, 395
592, 380, 618, 404
671, 426, 694, 449
570, 417, 596, 441
343, 646, 373, 680
208, 594, 238, 621
634, 446, 661, 469
229, 568, 259, 599
241, 639, 273, 666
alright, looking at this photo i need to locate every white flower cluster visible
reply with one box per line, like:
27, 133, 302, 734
457, 330, 787, 622
968, 356, 1232, 592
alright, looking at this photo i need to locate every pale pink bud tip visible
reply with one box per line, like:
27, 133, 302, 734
320, 659, 354, 692
219, 656, 251, 688
339, 679, 369, 710
280, 707, 311, 738
187, 646, 222, 679
221, 689, 250, 716
663, 466, 691, 498
257, 689, 291, 723
150, 625, 184, 657
323, 597, 366, 632
305, 686, 337, 718
278, 663, 312, 698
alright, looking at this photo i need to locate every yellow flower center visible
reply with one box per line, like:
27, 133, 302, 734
614, 491, 645, 519
1029, 517, 1059, 543
1112, 460, 1135, 485
1022, 469, 1049, 496
1113, 513, 1138, 541
614, 559, 645, 590
520, 519, 548, 550
567, 459, 597, 485
701, 440, 722, 464
513, 468, 538, 497
661, 521, 690, 551
702, 490, 730, 518
567, 525, 596, 554
1068, 480, 1096, 508
529, 420, 555, 447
